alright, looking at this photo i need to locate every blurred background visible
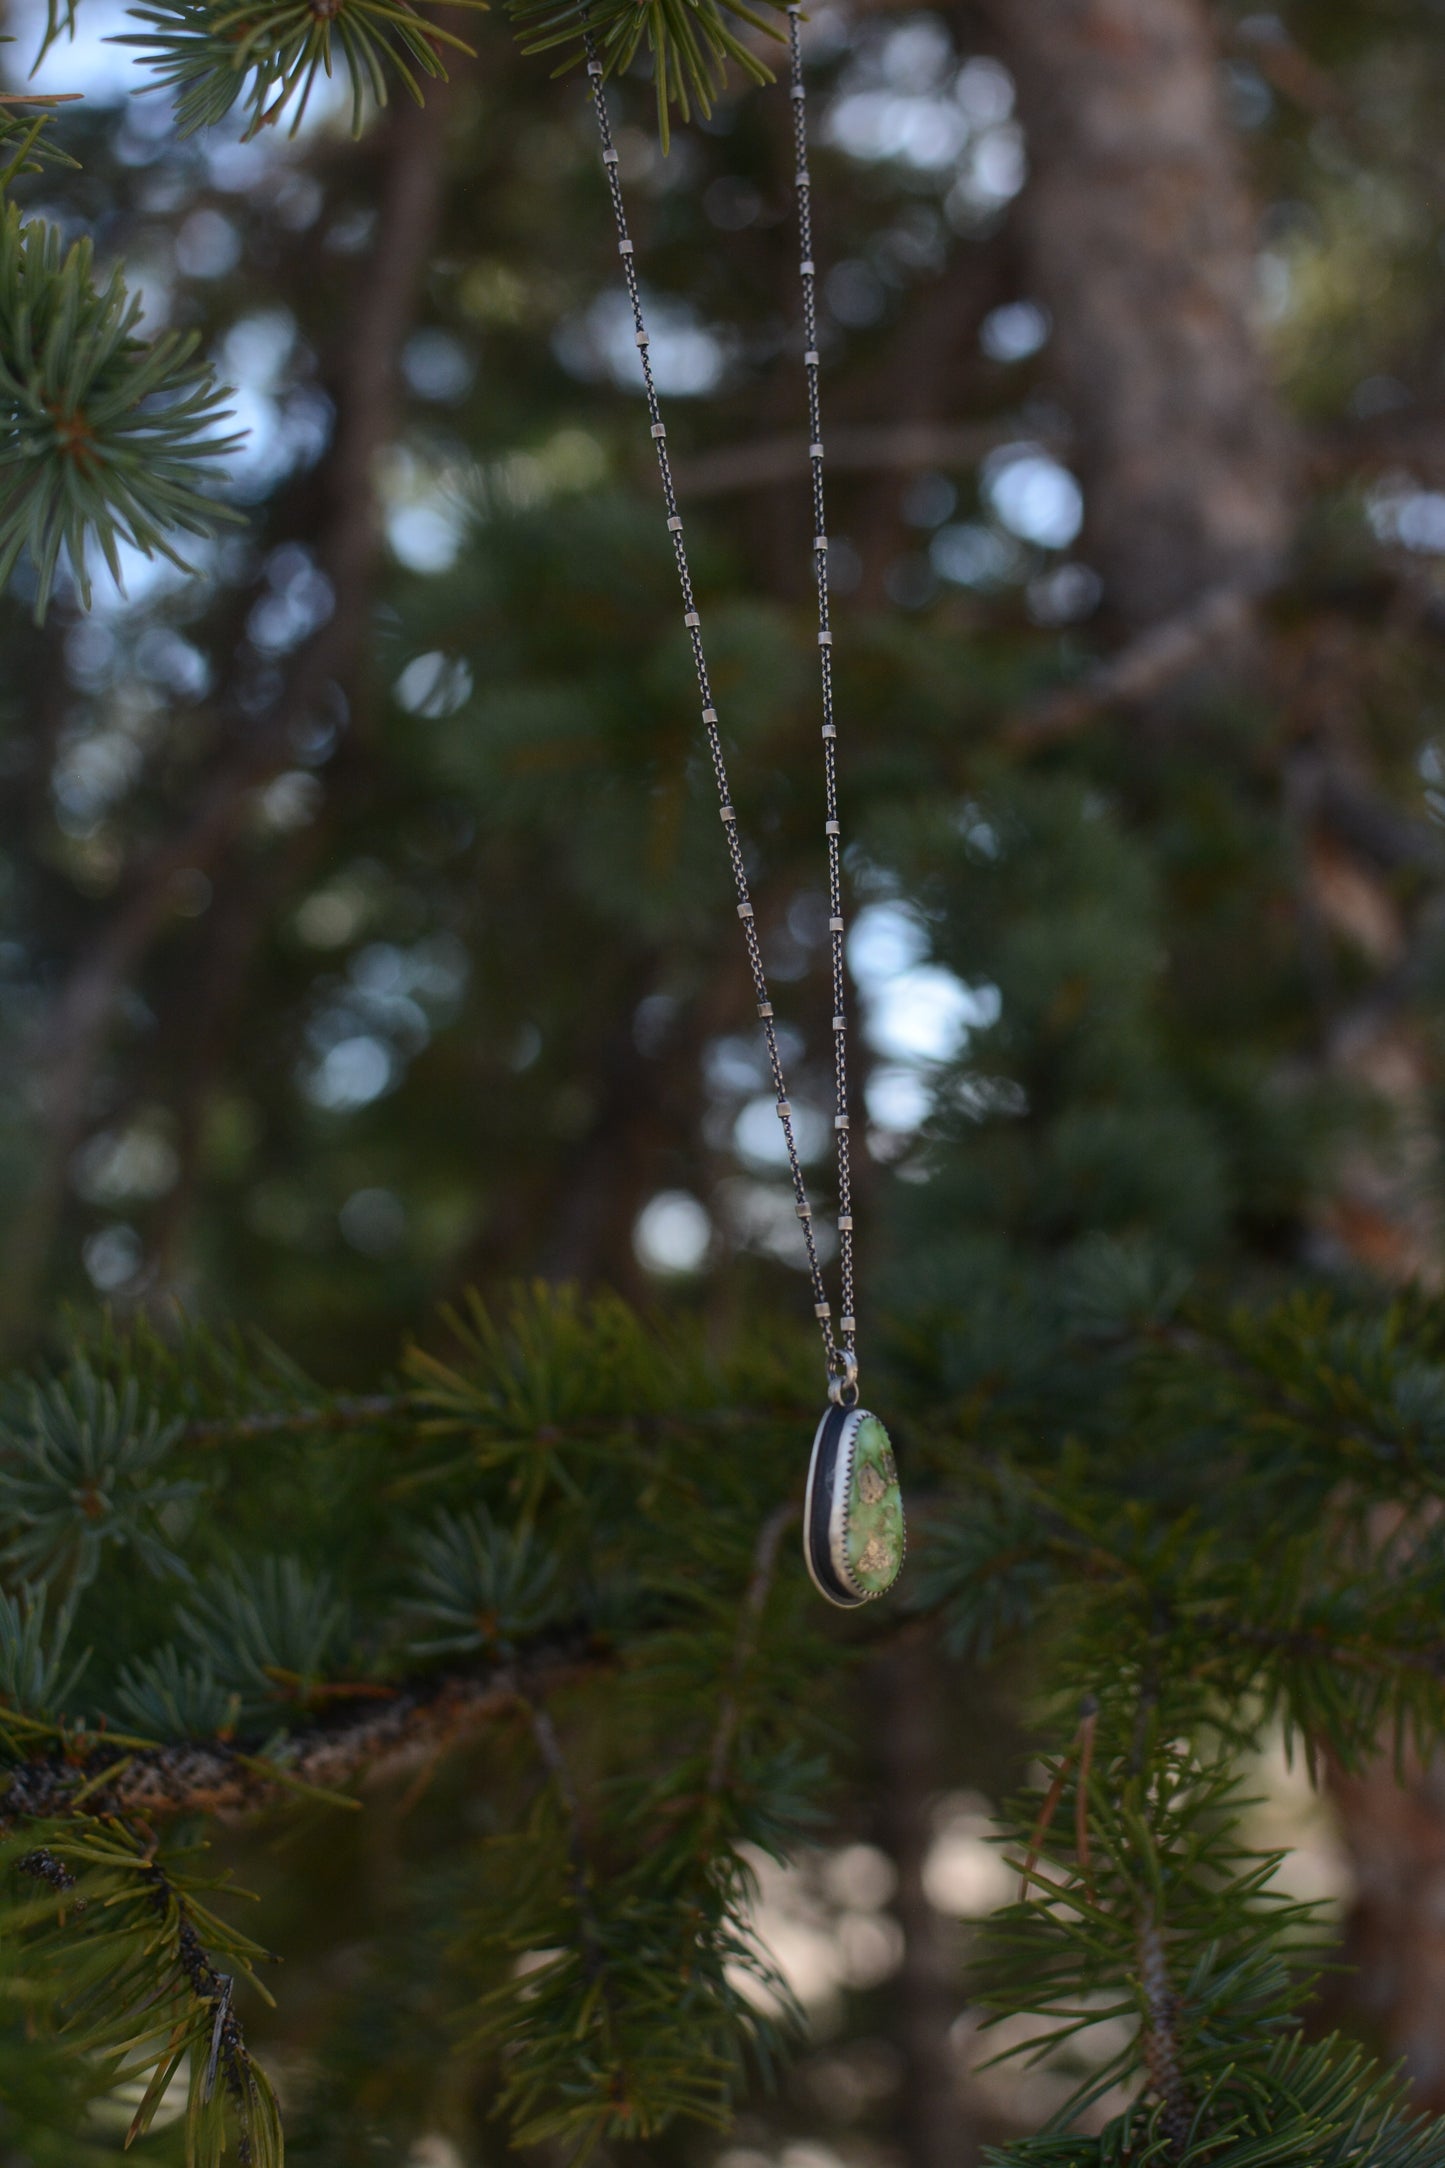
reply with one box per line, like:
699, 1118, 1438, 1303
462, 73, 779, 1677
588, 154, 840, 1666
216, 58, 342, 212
5, 0, 1445, 2155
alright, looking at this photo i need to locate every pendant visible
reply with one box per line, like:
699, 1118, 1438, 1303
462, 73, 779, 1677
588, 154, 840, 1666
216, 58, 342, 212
803, 1404, 906, 1608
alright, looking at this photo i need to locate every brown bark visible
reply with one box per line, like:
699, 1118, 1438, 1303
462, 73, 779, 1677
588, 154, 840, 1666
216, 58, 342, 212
1327, 1757, 1445, 2107
979, 0, 1293, 629
0, 1642, 601, 1830
872, 1640, 976, 2168
978, 0, 1445, 2108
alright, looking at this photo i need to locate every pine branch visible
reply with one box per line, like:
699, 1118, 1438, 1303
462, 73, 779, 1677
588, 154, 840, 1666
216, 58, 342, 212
117, 0, 482, 138
508, 0, 785, 146
3, 1822, 283, 2165
0, 1636, 603, 1827
707, 1499, 797, 1793
182, 1393, 405, 1444
0, 87, 81, 185
0, 1365, 198, 1588
913, 1283, 1445, 2161
3, 1273, 1438, 2156
0, 207, 241, 618
986, 2038, 1445, 2166
1135, 1905, 1190, 2154
468, 1626, 805, 2151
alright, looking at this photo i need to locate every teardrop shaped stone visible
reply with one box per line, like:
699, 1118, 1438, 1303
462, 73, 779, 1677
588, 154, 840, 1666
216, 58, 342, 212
844, 1414, 904, 1594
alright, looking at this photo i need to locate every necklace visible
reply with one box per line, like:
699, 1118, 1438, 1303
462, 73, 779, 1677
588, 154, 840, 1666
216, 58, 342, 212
584, 15, 905, 1608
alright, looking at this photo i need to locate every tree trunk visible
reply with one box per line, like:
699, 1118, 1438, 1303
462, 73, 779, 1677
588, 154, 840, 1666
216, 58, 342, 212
981, 0, 1445, 2108
1326, 1756, 1445, 2106
979, 0, 1293, 629
873, 1641, 976, 2168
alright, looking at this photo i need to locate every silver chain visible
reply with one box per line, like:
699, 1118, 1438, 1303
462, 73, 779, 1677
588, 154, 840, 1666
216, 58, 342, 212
584, 15, 858, 1402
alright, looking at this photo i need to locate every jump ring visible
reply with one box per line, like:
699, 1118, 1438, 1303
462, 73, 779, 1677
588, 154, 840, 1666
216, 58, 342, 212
827, 1352, 859, 1407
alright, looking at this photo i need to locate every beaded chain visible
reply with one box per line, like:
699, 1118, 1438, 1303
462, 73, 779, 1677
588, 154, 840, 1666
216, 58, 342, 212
584, 10, 860, 1404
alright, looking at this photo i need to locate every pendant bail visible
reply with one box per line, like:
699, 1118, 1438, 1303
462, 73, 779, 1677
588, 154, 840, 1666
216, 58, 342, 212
828, 1350, 859, 1407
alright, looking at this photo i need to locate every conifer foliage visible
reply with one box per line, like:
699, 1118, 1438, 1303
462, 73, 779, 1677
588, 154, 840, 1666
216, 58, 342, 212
1, 1281, 1445, 2160
0, 0, 779, 608
4, 0, 1445, 2159
0, 179, 240, 617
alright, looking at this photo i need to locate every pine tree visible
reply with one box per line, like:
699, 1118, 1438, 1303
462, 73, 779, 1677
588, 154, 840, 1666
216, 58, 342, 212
0, 0, 788, 615
6, 0, 1445, 2160
5, 1278, 1445, 2161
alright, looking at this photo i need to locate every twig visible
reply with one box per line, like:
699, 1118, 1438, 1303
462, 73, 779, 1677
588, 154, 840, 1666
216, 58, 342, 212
1018, 1746, 1076, 1903
673, 409, 1445, 505
180, 1395, 406, 1446
141, 1860, 262, 2138
1004, 584, 1259, 752
707, 1500, 798, 1795
0, 1639, 602, 1830
510, 1670, 611, 1988
1017, 1695, 1100, 1903
672, 419, 1057, 502
1075, 1695, 1097, 1899
1137, 1904, 1192, 2153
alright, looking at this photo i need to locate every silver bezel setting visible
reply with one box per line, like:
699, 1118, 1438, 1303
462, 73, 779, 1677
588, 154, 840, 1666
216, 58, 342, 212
803, 1405, 905, 1608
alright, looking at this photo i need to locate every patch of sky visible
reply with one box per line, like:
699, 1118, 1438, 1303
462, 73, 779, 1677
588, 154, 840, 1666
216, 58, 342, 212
83, 1223, 142, 1292
929, 522, 1021, 590
402, 329, 476, 404
866, 1066, 932, 1133
734, 1095, 830, 1169
867, 963, 995, 1064
217, 313, 335, 504
388, 503, 467, 574
824, 22, 1022, 200
634, 1190, 711, 1275
76, 535, 217, 617
298, 937, 468, 1111
306, 1035, 395, 1112
718, 1178, 837, 1271
849, 901, 1001, 1140
73, 1119, 179, 1206
175, 207, 241, 279
247, 544, 334, 656
2, 0, 138, 100
980, 300, 1050, 363
981, 444, 1084, 549
555, 289, 734, 398
52, 725, 144, 833
394, 651, 474, 718
255, 770, 323, 833
704, 1033, 773, 1097
828, 87, 971, 172
1368, 478, 1445, 554
376, 449, 472, 574
3, 0, 353, 132
135, 627, 210, 697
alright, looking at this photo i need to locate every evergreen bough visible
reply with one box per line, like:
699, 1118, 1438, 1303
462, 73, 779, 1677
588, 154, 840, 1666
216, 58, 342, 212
0, 1281, 1441, 2161
0, 0, 781, 606
1, 1, 1440, 2159
0, 202, 241, 616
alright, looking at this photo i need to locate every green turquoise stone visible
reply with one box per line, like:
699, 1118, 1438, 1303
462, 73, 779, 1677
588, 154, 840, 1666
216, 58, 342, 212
844, 1414, 904, 1594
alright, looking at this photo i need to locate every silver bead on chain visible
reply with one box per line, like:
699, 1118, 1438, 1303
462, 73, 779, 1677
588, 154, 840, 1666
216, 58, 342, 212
584, 17, 859, 1401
